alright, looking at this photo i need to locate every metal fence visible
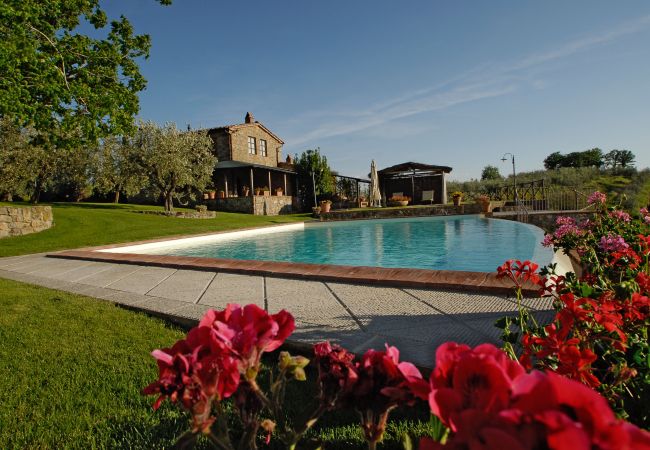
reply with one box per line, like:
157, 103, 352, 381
476, 180, 594, 212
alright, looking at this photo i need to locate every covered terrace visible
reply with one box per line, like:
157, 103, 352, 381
378, 162, 452, 205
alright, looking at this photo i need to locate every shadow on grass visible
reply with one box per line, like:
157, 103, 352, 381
51, 202, 155, 210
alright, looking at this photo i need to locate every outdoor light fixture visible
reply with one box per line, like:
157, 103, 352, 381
501, 153, 518, 204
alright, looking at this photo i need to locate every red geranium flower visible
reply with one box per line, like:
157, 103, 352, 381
142, 326, 240, 433
428, 343, 524, 431
313, 341, 358, 409
497, 259, 541, 288
510, 371, 650, 450
199, 304, 295, 381
636, 272, 650, 294
352, 344, 428, 445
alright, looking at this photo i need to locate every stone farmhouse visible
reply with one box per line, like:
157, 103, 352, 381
207, 112, 296, 215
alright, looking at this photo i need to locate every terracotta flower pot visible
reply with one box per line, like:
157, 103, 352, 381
453, 197, 462, 206
320, 201, 331, 213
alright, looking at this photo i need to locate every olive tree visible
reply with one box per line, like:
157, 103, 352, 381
137, 122, 216, 212
94, 136, 148, 203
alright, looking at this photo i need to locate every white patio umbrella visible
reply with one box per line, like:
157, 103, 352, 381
369, 160, 382, 207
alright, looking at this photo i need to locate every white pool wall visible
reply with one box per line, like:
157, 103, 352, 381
98, 222, 306, 254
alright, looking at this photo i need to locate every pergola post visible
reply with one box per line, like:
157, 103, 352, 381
411, 169, 415, 201
268, 170, 271, 190
283, 173, 287, 195
224, 174, 228, 197
441, 171, 447, 204
250, 168, 254, 193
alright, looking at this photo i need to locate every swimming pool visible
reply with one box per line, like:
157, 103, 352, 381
110, 215, 553, 273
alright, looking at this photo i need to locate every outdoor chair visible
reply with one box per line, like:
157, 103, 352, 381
422, 190, 435, 204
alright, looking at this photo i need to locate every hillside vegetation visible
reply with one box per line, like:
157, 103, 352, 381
449, 166, 650, 211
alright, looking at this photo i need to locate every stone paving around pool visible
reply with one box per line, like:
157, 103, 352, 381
0, 254, 555, 368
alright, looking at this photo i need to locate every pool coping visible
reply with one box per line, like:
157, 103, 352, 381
45, 222, 540, 295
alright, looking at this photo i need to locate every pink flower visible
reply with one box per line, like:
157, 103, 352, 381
609, 210, 631, 222
599, 234, 629, 252
587, 191, 606, 205
555, 216, 576, 226
541, 234, 554, 247
199, 304, 295, 380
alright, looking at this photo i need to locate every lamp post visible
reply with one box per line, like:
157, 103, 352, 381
501, 153, 518, 204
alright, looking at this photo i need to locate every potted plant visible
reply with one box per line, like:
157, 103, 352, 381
208, 190, 217, 200
387, 195, 410, 207
255, 187, 262, 196
320, 199, 332, 213
275, 186, 284, 196
477, 194, 490, 213
452, 191, 463, 206
242, 186, 250, 197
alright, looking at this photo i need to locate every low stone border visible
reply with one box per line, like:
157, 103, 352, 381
130, 210, 216, 219
0, 205, 53, 238
320, 203, 482, 221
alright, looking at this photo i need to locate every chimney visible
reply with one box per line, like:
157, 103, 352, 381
244, 112, 254, 124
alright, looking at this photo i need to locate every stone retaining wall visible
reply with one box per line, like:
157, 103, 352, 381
0, 205, 53, 238
490, 210, 594, 232
320, 203, 482, 221
213, 196, 293, 215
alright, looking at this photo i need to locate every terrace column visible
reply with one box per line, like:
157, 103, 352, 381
441, 172, 447, 204
224, 175, 228, 197
250, 168, 254, 192
283, 173, 287, 195
268, 170, 272, 190
411, 169, 415, 200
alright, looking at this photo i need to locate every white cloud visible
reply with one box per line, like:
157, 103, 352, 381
285, 14, 650, 147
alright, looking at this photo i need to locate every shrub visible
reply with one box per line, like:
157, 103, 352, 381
495, 192, 650, 427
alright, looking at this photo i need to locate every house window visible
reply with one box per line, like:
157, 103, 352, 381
260, 139, 267, 157
248, 136, 256, 155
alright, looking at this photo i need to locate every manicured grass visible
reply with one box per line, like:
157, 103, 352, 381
0, 279, 431, 448
0, 202, 311, 257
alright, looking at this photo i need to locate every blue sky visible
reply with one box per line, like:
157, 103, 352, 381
102, 1, 650, 180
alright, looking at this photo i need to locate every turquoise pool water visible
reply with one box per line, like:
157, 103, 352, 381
143, 216, 553, 273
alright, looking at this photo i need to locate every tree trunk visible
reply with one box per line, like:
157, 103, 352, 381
164, 191, 174, 212
113, 190, 120, 203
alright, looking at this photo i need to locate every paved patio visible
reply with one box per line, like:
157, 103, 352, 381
0, 253, 554, 368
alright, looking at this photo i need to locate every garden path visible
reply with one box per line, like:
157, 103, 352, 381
0, 253, 553, 368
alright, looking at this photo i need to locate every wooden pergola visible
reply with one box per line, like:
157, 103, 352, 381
377, 162, 452, 205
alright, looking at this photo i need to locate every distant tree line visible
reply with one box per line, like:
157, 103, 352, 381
543, 148, 635, 171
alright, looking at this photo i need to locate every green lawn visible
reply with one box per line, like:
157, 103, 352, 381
0, 202, 310, 257
0, 279, 431, 449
